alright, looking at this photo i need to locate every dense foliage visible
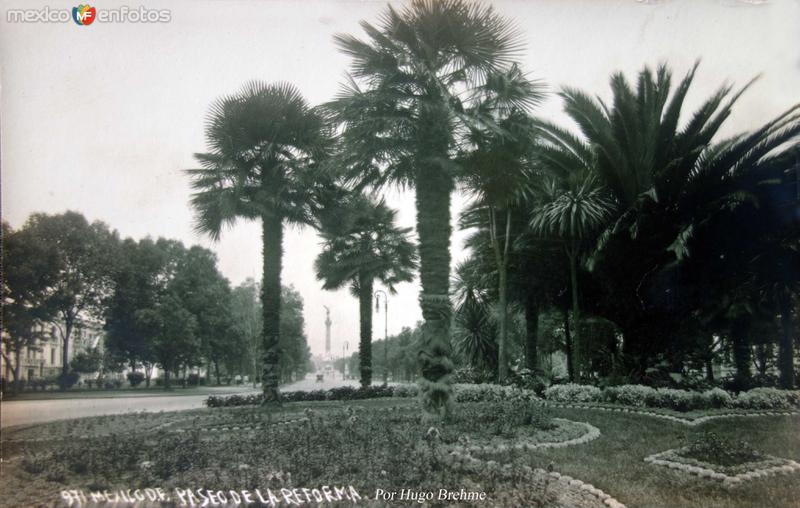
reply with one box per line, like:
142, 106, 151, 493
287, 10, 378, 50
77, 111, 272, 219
543, 383, 800, 412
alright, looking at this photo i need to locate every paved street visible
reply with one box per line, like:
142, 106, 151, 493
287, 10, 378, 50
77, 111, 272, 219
0, 375, 380, 428
0, 394, 223, 428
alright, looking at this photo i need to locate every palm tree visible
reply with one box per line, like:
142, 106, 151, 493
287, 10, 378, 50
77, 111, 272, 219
460, 108, 542, 381
328, 0, 532, 416
536, 62, 800, 378
187, 81, 329, 403
451, 259, 498, 376
530, 172, 614, 380
315, 195, 417, 388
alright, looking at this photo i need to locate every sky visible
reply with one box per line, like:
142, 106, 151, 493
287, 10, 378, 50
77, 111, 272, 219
2, 0, 799, 357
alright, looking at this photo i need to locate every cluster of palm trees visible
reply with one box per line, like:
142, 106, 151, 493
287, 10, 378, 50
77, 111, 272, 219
187, 0, 799, 412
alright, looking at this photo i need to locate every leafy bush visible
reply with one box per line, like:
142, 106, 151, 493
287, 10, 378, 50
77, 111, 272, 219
703, 388, 733, 409
546, 383, 796, 412
451, 366, 494, 384
453, 383, 537, 403
643, 388, 706, 412
29, 378, 54, 391
187, 373, 203, 386
604, 384, 652, 406
127, 371, 146, 387
732, 387, 800, 410
685, 431, 762, 466
205, 383, 536, 407
506, 367, 549, 396
391, 384, 419, 398
543, 383, 602, 403
57, 371, 80, 390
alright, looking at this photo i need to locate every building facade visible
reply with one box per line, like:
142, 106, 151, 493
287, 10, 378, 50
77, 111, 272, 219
1, 321, 104, 383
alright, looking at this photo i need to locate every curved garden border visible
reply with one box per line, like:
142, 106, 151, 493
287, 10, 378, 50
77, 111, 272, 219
540, 401, 799, 426
445, 420, 625, 508
452, 418, 601, 454
644, 448, 800, 488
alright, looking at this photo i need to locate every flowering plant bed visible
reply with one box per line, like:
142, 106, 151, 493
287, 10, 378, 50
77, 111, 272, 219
452, 418, 600, 455
5, 401, 618, 508
645, 443, 800, 488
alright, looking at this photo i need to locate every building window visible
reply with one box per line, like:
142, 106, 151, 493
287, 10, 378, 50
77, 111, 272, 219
51, 348, 55, 365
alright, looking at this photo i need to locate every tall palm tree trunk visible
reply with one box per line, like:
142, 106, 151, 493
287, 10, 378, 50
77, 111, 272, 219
497, 265, 509, 381
563, 307, 574, 382
416, 160, 454, 416
261, 211, 283, 403
359, 274, 374, 388
524, 293, 539, 371
567, 246, 581, 381
491, 207, 512, 382
778, 290, 795, 389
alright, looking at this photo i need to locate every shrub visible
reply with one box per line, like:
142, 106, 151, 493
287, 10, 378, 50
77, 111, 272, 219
187, 373, 203, 386
733, 387, 800, 410
506, 367, 549, 396
542, 382, 800, 411
127, 371, 146, 387
451, 366, 494, 384
544, 383, 602, 403
204, 383, 535, 407
29, 378, 51, 391
703, 388, 733, 409
604, 384, 653, 407
649, 388, 707, 412
685, 431, 762, 466
453, 383, 538, 403
57, 371, 80, 390
391, 384, 419, 398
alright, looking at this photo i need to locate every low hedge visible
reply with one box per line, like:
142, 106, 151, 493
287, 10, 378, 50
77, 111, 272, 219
543, 383, 800, 412
205, 383, 537, 408
544, 383, 603, 403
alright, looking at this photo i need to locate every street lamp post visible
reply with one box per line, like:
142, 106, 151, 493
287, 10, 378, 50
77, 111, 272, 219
374, 290, 388, 385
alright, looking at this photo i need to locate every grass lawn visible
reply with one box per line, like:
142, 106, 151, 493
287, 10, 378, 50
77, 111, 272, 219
533, 407, 800, 508
1, 398, 798, 508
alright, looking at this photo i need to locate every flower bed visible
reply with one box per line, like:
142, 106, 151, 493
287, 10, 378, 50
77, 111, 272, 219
645, 448, 800, 488
543, 384, 800, 412
452, 418, 601, 455
10, 402, 617, 508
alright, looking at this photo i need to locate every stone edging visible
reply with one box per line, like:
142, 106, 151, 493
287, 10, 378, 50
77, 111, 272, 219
452, 418, 601, 454
644, 448, 800, 488
540, 402, 799, 426
444, 419, 625, 508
